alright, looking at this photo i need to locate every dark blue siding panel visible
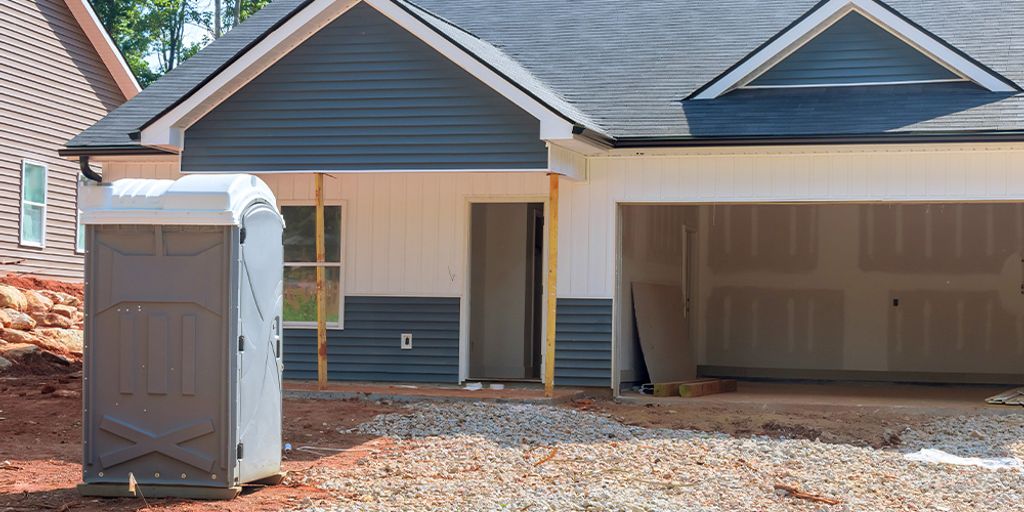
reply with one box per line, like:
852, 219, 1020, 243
749, 12, 958, 87
555, 298, 612, 387
183, 3, 546, 172
283, 296, 460, 383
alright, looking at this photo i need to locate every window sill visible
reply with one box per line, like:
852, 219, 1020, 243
283, 323, 345, 331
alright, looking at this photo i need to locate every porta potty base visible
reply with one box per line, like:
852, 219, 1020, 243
77, 472, 285, 499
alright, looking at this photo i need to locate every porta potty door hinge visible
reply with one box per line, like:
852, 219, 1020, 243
238, 335, 245, 351
237, 443, 244, 460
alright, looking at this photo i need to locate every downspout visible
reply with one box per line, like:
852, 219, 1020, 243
79, 156, 102, 182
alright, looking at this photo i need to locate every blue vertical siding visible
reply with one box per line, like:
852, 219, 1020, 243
749, 12, 958, 87
283, 296, 460, 383
182, 3, 547, 173
555, 298, 613, 387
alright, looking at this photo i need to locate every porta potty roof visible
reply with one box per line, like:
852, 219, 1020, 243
79, 174, 277, 226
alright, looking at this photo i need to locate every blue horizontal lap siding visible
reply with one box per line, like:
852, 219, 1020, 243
283, 296, 460, 383
749, 12, 959, 87
182, 3, 547, 172
555, 298, 613, 387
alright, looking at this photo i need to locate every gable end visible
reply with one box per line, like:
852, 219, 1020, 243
690, 0, 1018, 100
746, 11, 960, 88
181, 3, 550, 172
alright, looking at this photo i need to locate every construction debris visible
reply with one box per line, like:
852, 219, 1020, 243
652, 378, 738, 397
985, 387, 1024, 406
773, 484, 843, 505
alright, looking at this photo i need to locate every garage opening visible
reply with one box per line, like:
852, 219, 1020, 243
617, 202, 1024, 391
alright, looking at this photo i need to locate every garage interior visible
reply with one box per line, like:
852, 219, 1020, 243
617, 202, 1024, 392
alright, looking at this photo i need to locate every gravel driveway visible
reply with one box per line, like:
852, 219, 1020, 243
295, 402, 1024, 511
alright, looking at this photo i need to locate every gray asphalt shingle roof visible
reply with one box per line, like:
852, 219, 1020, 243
67, 0, 1024, 150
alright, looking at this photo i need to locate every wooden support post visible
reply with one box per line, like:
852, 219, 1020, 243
315, 173, 327, 390
544, 173, 559, 397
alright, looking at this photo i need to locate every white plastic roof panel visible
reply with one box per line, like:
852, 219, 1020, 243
80, 174, 278, 226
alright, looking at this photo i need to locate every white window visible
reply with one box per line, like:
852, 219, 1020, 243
20, 160, 47, 247
281, 204, 343, 328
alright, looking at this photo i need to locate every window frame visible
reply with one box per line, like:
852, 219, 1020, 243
19, 159, 47, 248
76, 209, 85, 254
280, 200, 346, 330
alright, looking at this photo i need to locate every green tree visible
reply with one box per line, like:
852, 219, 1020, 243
90, 0, 160, 86
91, 0, 272, 87
147, 0, 206, 74
198, 0, 271, 40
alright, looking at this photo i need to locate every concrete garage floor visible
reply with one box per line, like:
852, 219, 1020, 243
618, 380, 1021, 416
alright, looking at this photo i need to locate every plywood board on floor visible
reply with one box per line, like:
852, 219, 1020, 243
652, 378, 737, 397
632, 282, 695, 383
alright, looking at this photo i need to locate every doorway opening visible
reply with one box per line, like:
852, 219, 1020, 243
469, 202, 545, 381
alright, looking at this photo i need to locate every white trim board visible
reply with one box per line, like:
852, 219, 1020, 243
63, 0, 141, 99
691, 0, 1017, 99
139, 0, 578, 153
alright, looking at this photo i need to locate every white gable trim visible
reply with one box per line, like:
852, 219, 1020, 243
64, 0, 141, 99
140, 0, 577, 152
691, 0, 1017, 100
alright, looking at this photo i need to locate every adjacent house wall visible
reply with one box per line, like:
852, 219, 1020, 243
1, 0, 126, 279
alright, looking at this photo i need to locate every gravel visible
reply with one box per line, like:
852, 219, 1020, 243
295, 402, 1024, 512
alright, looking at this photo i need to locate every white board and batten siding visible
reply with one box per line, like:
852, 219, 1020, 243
103, 161, 549, 297
106, 143, 1024, 300
559, 144, 1024, 299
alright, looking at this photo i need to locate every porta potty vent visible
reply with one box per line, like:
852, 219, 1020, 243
77, 174, 284, 499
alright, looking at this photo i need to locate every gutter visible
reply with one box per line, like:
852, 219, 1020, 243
612, 131, 1024, 148
59, 146, 179, 158
79, 155, 102, 182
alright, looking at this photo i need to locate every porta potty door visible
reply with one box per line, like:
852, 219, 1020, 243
235, 203, 284, 482
84, 224, 234, 487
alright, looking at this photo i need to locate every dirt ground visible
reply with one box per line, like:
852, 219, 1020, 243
0, 375, 398, 512
570, 397, 927, 449
0, 376, 976, 511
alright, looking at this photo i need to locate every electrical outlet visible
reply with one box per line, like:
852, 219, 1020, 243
400, 333, 413, 350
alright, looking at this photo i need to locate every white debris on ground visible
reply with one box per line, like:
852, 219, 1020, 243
294, 402, 1024, 512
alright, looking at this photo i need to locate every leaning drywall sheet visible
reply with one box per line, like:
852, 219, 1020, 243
632, 282, 695, 383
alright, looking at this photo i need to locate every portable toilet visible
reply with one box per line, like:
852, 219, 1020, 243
77, 174, 284, 499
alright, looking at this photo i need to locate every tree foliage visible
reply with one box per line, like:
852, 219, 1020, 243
90, 0, 271, 87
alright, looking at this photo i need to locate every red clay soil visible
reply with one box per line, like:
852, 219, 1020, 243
0, 375, 398, 512
0, 273, 83, 300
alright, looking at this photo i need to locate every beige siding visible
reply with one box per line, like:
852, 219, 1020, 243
0, 0, 126, 280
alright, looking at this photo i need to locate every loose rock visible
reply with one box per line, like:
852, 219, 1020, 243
3, 309, 35, 331
295, 402, 1024, 512
31, 312, 72, 329
22, 290, 53, 314
0, 286, 26, 312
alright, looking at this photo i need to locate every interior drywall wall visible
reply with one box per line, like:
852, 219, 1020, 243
698, 203, 1024, 378
617, 205, 698, 385
469, 203, 532, 379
